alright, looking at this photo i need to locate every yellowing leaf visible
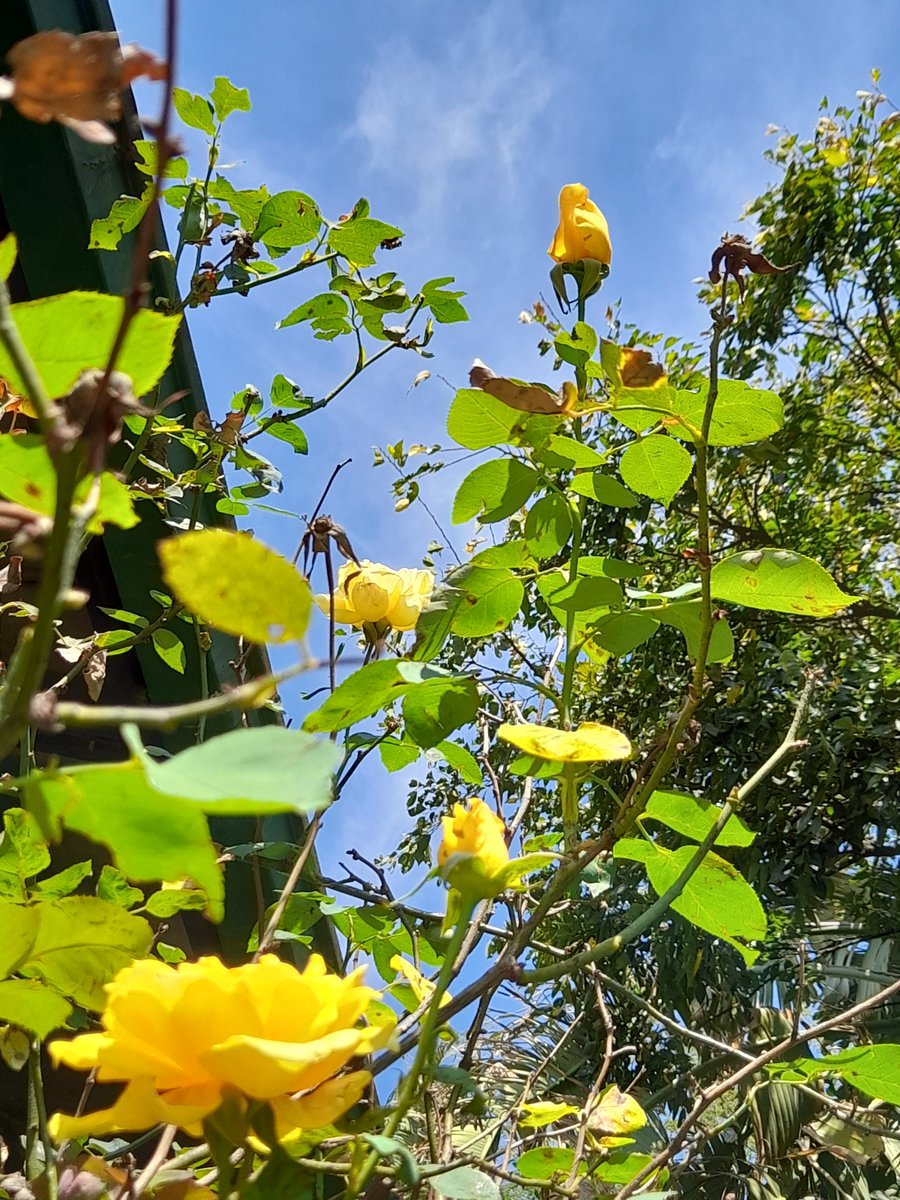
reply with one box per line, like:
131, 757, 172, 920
158, 528, 312, 644
469, 360, 573, 415
518, 1100, 581, 1129
497, 721, 632, 763
389, 955, 450, 1008
587, 1085, 647, 1135
600, 341, 667, 390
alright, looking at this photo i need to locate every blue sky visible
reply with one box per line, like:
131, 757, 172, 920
108, 1, 898, 865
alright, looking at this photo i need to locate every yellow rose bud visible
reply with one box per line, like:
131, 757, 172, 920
315, 560, 433, 633
548, 183, 612, 266
437, 798, 510, 899
47, 954, 393, 1145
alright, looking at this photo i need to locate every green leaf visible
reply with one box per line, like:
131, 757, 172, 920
21, 897, 153, 1010
524, 493, 573, 558
790, 1046, 900, 1104
555, 321, 598, 367
270, 374, 310, 410
410, 587, 459, 662
452, 459, 538, 524
159, 528, 312, 643
569, 471, 640, 507
210, 76, 251, 121
31, 860, 93, 899
671, 379, 784, 446
96, 865, 143, 909
145, 888, 208, 918
0, 808, 50, 901
537, 570, 623, 615
379, 736, 420, 773
539, 435, 607, 469
652, 600, 734, 663
447, 388, 522, 450
172, 88, 216, 135
614, 839, 766, 964
0, 979, 71, 1038
140, 726, 342, 817
516, 1147, 576, 1180
89, 189, 151, 251
428, 1165, 499, 1200
467, 540, 533, 570
305, 660, 472, 734
209, 177, 270, 229
402, 676, 479, 749
265, 421, 308, 454
25, 761, 225, 921
255, 191, 320, 250
619, 435, 693, 507
0, 899, 39, 976
420, 277, 467, 324
592, 1152, 661, 1186
0, 293, 180, 400
0, 232, 17, 281
328, 218, 402, 267
644, 790, 755, 847
276, 293, 351, 340
361, 1136, 420, 1185
151, 628, 185, 674
435, 740, 482, 785
710, 549, 857, 617
591, 611, 660, 655
446, 566, 524, 637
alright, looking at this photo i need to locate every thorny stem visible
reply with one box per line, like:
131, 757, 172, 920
48, 661, 307, 730
611, 272, 732, 838
26, 1044, 56, 1199
349, 906, 474, 1198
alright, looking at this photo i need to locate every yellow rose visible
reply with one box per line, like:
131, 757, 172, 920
48, 954, 392, 1143
315, 560, 433, 633
548, 183, 612, 266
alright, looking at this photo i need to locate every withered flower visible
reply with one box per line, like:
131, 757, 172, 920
709, 234, 794, 299
0, 31, 166, 144
57, 368, 150, 472
221, 229, 259, 266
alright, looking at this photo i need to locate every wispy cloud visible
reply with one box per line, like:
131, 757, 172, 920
350, 2, 555, 225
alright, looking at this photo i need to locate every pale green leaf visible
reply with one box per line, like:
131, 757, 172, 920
644, 790, 755, 847
711, 549, 857, 617
0, 293, 179, 400
0, 979, 71, 1038
210, 76, 251, 122
619, 435, 692, 506
452, 458, 538, 524
614, 838, 766, 964
20, 897, 153, 1010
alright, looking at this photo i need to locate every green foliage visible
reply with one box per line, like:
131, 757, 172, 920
0, 292, 180, 399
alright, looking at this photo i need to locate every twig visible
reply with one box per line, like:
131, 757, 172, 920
253, 813, 322, 958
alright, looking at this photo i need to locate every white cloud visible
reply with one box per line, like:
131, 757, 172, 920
350, 2, 555, 222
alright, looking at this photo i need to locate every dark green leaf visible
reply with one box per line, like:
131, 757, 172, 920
265, 421, 308, 454
402, 675, 479, 748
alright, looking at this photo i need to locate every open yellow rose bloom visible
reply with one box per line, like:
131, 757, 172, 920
48, 954, 391, 1142
548, 183, 612, 266
315, 560, 433, 632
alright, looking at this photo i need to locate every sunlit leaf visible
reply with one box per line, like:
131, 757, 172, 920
711, 549, 857, 617
0, 293, 180, 400
614, 838, 766, 964
498, 721, 632, 763
452, 458, 538, 524
644, 790, 755, 847
619, 435, 692, 507
0, 979, 71, 1038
